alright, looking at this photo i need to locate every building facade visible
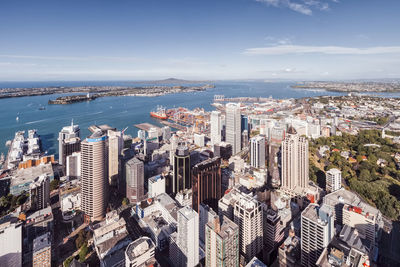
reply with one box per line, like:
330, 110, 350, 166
58, 121, 80, 166
81, 132, 108, 222
173, 146, 191, 194
281, 128, 309, 191
250, 135, 266, 169
301, 204, 334, 267
125, 157, 145, 205
225, 103, 241, 155
177, 206, 199, 267
205, 215, 240, 267
326, 168, 342, 193
192, 157, 221, 213
29, 174, 50, 211
210, 111, 222, 145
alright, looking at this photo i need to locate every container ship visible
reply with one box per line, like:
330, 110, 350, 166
150, 106, 168, 120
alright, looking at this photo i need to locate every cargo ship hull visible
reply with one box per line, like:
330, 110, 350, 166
150, 112, 168, 120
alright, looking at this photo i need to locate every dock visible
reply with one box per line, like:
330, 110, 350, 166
134, 123, 161, 132
160, 121, 187, 131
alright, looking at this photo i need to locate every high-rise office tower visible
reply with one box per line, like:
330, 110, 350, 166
301, 204, 334, 267
262, 207, 284, 253
125, 157, 145, 205
210, 111, 222, 145
205, 215, 240, 267
326, 168, 342, 193
250, 135, 266, 169
58, 120, 80, 166
173, 146, 191, 194
81, 131, 108, 222
66, 152, 81, 180
234, 193, 263, 262
225, 103, 241, 154
177, 206, 199, 267
107, 129, 123, 186
241, 114, 249, 133
29, 175, 50, 211
199, 203, 218, 248
192, 157, 221, 213
281, 127, 309, 191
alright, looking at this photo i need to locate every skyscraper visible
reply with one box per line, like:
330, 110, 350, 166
250, 135, 266, 169
107, 129, 123, 186
192, 157, 221, 213
58, 120, 80, 166
125, 157, 145, 205
234, 193, 263, 262
29, 175, 50, 211
205, 215, 240, 267
210, 111, 222, 145
199, 203, 218, 247
326, 168, 342, 193
173, 146, 191, 194
81, 131, 108, 222
281, 127, 309, 191
177, 206, 199, 267
225, 103, 241, 155
301, 204, 334, 267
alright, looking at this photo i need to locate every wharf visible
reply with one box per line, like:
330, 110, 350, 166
134, 123, 161, 132
160, 121, 187, 131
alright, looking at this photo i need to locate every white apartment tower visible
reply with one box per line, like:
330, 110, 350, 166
301, 204, 334, 267
58, 120, 80, 165
81, 132, 108, 222
177, 206, 199, 267
326, 168, 342, 193
225, 103, 241, 155
107, 130, 123, 186
250, 135, 265, 169
210, 111, 222, 145
234, 193, 263, 262
281, 127, 309, 191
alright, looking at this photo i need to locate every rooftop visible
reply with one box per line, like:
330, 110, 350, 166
125, 237, 155, 261
33, 232, 51, 253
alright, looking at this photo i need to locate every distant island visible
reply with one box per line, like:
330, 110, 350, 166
0, 83, 215, 102
131, 77, 214, 84
292, 81, 400, 93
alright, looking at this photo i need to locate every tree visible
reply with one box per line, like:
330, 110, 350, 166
50, 179, 60, 191
79, 243, 89, 262
122, 198, 129, 206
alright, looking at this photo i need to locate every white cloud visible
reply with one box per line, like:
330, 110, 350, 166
244, 45, 400, 55
256, 0, 335, 15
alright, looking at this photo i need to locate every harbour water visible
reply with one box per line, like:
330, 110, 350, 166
0, 80, 398, 157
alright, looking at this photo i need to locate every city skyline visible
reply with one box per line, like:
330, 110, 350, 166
0, 0, 400, 81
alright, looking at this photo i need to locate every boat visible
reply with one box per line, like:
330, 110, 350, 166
16, 116, 19, 121
150, 106, 168, 120
39, 106, 46, 110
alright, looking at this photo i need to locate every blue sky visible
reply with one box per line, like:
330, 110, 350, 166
0, 0, 400, 81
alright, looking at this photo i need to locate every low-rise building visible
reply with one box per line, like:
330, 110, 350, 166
125, 237, 157, 267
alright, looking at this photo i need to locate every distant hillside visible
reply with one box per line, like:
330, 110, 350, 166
131, 78, 213, 84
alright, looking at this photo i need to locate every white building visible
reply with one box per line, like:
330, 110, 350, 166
326, 168, 342, 193
125, 237, 156, 267
225, 103, 241, 154
210, 111, 222, 145
148, 175, 166, 198
66, 152, 81, 179
177, 206, 199, 267
301, 204, 334, 267
29, 174, 50, 211
162, 126, 171, 141
0, 219, 22, 267
342, 204, 376, 246
194, 133, 206, 147
250, 135, 265, 169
